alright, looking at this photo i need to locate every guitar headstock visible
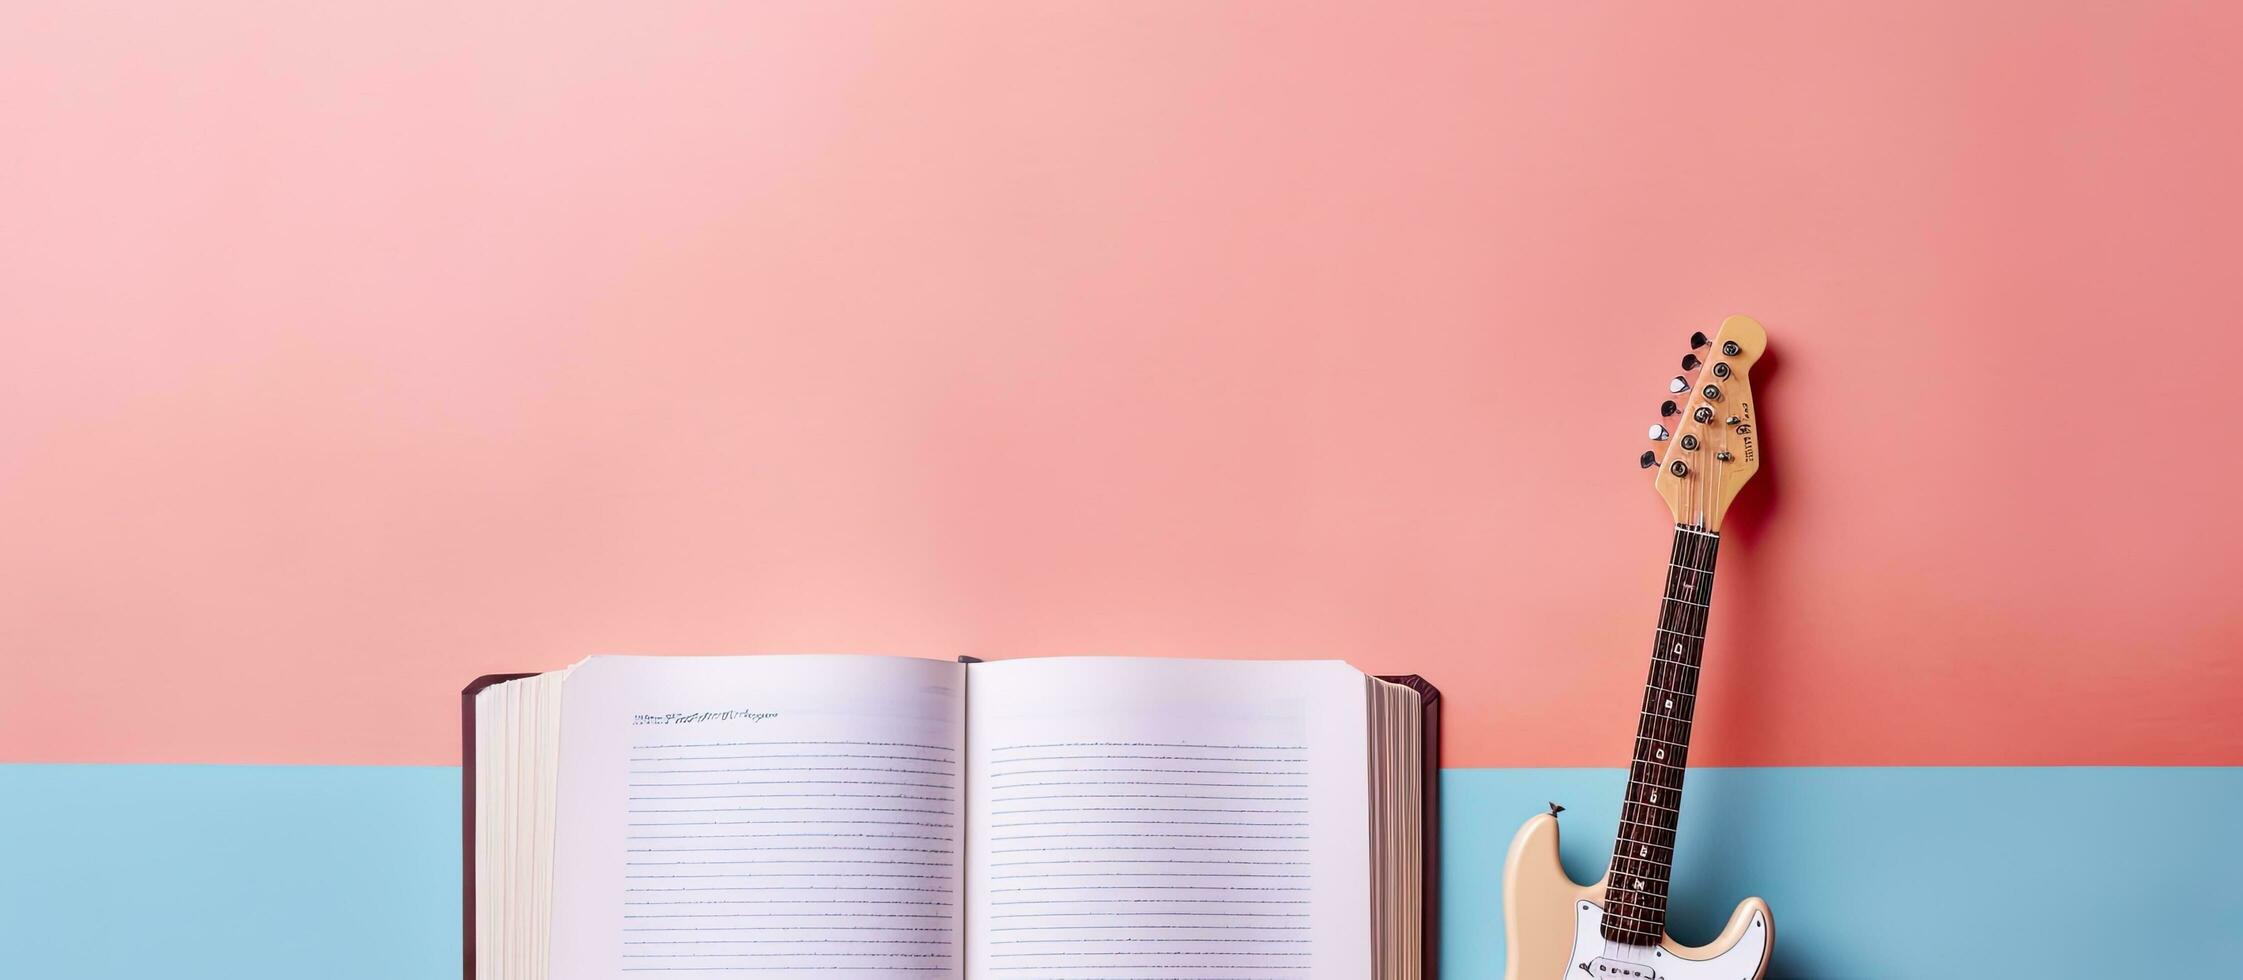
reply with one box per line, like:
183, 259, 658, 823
1640, 315, 1767, 531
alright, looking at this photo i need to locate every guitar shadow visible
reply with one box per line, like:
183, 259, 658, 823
1713, 337, 1784, 550
1661, 336, 1840, 979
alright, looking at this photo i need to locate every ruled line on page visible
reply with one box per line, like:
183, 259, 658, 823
614, 738, 962, 975
978, 740, 1320, 976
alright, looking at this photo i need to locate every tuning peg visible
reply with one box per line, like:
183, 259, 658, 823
1691, 331, 1709, 349
1660, 400, 1678, 417
1639, 451, 1657, 469
1669, 376, 1689, 394
1682, 353, 1700, 371
1648, 424, 1670, 441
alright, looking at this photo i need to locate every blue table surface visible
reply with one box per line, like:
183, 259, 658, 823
2, 764, 2234, 978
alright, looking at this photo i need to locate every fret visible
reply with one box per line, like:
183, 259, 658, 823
1604, 523, 1719, 946
1603, 922, 1665, 941
1617, 817, 1678, 835
1637, 722, 1691, 741
1614, 839, 1675, 860
1637, 722, 1690, 743
1616, 821, 1677, 841
1611, 862, 1673, 882
1607, 904, 1667, 923
1625, 785, 1683, 805
1610, 882, 1671, 902
1627, 774, 1684, 796
1601, 923, 1665, 943
1604, 890, 1670, 910
1606, 890, 1672, 913
1612, 838, 1674, 857
1619, 813, 1679, 832
1627, 776, 1684, 792
1626, 788, 1683, 808
1626, 770, 1685, 793
1606, 891, 1668, 913
1600, 910, 1667, 938
1623, 789, 1677, 811
1605, 888, 1669, 909
1607, 861, 1672, 884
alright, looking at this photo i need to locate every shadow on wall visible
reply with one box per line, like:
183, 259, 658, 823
1674, 337, 1811, 975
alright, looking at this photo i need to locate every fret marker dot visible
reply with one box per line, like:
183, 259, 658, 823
1655, 749, 1665, 759
1634, 879, 1645, 890
1650, 792, 1659, 802
1663, 699, 1674, 709
1639, 845, 1649, 857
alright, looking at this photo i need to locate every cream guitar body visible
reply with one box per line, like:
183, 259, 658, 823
1502, 315, 1776, 980
1502, 813, 1770, 980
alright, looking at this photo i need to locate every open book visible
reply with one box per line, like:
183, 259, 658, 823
465, 656, 1438, 980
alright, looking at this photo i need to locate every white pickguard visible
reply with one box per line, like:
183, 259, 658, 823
1560, 901, 1768, 980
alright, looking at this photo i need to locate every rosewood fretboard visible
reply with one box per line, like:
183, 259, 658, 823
1600, 524, 1719, 946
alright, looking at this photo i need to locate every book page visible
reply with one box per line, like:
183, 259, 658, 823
548, 655, 967, 980
964, 658, 1372, 979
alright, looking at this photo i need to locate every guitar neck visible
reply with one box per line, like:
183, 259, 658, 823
1601, 523, 1720, 945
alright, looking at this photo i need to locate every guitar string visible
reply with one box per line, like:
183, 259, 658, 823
1614, 522, 1700, 962
1625, 416, 1723, 961
1609, 363, 1734, 964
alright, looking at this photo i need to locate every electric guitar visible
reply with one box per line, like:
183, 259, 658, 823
1502, 314, 1775, 980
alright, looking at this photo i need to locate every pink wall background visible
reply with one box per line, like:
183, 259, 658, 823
4, 2, 2239, 769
